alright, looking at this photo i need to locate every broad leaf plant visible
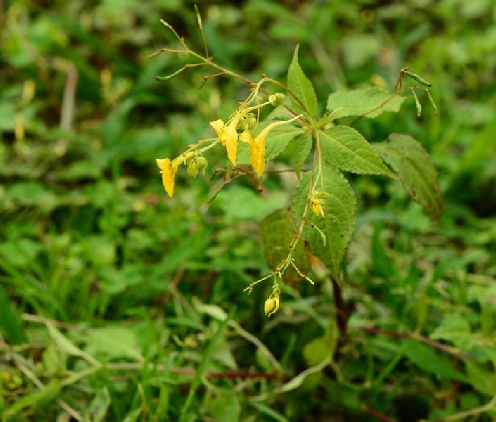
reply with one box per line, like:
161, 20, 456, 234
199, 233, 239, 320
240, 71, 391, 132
152, 9, 443, 318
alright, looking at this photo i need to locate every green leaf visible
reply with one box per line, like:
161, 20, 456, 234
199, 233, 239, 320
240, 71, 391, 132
83, 387, 111, 422
291, 133, 313, 175
326, 87, 405, 120
402, 339, 466, 381
287, 45, 318, 118
319, 126, 394, 176
466, 361, 496, 395
85, 326, 141, 361
430, 314, 473, 349
260, 209, 310, 284
249, 401, 289, 422
46, 321, 98, 365
374, 134, 444, 221
266, 128, 304, 161
303, 336, 332, 367
204, 389, 240, 422
292, 164, 356, 278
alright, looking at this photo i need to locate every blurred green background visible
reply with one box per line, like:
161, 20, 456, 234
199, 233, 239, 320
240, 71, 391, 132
1, 0, 495, 421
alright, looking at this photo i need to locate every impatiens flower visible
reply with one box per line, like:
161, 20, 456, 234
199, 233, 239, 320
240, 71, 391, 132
156, 157, 182, 197
210, 111, 244, 165
309, 191, 326, 218
240, 120, 292, 178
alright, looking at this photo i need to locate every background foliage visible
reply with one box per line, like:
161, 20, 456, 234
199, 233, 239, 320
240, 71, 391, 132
1, 0, 496, 421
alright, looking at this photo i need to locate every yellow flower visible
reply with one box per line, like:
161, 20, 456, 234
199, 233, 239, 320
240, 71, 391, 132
239, 130, 264, 177
156, 158, 182, 197
210, 113, 243, 165
309, 191, 325, 217
240, 120, 290, 178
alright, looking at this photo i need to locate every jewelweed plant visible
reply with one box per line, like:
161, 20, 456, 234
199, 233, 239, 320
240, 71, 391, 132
152, 9, 443, 319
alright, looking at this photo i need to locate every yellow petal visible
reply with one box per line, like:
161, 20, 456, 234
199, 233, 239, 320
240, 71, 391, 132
239, 130, 253, 144
156, 158, 176, 197
210, 119, 226, 144
250, 136, 265, 177
224, 124, 238, 165
309, 196, 325, 217
156, 158, 169, 171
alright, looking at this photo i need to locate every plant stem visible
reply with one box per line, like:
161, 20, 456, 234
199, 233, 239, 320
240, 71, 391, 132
331, 275, 348, 340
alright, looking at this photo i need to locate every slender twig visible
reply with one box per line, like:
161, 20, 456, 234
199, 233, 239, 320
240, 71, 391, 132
194, 4, 209, 59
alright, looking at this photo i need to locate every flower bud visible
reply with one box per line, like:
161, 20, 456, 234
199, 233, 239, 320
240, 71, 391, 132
186, 158, 199, 177
238, 113, 257, 131
186, 156, 208, 177
269, 93, 285, 106
264, 296, 280, 317
196, 156, 208, 173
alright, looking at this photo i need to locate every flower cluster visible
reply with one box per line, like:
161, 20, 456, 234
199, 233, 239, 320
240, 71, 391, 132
156, 89, 301, 197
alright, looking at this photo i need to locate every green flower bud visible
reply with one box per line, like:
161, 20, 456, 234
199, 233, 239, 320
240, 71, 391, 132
186, 158, 199, 177
186, 156, 208, 177
269, 93, 285, 106
238, 112, 257, 131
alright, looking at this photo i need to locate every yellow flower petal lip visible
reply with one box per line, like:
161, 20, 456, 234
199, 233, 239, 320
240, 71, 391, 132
210, 119, 225, 143
156, 158, 169, 170
239, 130, 253, 144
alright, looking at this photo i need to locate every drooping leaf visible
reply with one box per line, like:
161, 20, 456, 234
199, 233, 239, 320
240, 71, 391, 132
291, 133, 313, 176
287, 45, 318, 118
319, 126, 394, 176
326, 87, 405, 120
261, 209, 310, 284
374, 134, 444, 221
292, 164, 356, 278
